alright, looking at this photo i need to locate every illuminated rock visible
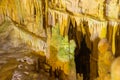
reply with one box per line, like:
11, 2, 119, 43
106, 0, 119, 19
97, 38, 114, 80
111, 57, 120, 80
1, 0, 120, 80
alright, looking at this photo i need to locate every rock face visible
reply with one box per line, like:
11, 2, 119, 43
0, 0, 120, 80
97, 38, 114, 80
111, 57, 120, 80
47, 1, 120, 79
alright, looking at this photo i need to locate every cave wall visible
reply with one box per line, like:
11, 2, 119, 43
47, 1, 120, 79
47, 0, 120, 55
1, 0, 120, 80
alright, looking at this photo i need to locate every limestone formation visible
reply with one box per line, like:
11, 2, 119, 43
0, 0, 120, 80
97, 38, 114, 80
111, 57, 120, 80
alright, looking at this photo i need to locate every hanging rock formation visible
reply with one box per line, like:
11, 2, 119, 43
0, 0, 120, 80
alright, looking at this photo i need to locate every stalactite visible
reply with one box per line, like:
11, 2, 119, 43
87, 18, 107, 41
83, 20, 92, 50
13, 0, 21, 22
74, 17, 83, 48
48, 10, 55, 26
99, 22, 107, 39
0, 0, 19, 21
60, 14, 68, 36
110, 21, 118, 55
48, 8, 69, 36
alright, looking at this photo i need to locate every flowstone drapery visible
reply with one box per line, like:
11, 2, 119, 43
96, 38, 114, 80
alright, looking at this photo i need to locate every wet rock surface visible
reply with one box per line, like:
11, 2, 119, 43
0, 48, 37, 80
0, 20, 69, 80
0, 20, 50, 80
0, 43, 51, 80
0, 37, 67, 80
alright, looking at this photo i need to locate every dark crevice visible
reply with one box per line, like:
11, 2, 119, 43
75, 36, 91, 80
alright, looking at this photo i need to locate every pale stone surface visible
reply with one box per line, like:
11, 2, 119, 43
106, 4, 119, 19
111, 57, 120, 80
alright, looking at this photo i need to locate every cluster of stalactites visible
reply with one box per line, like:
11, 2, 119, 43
48, 8, 119, 55
0, 0, 44, 37
0, 0, 48, 56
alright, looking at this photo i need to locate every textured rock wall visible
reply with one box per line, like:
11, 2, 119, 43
48, 0, 120, 80
1, 0, 120, 80
48, 0, 120, 54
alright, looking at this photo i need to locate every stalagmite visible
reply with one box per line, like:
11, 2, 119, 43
97, 38, 114, 80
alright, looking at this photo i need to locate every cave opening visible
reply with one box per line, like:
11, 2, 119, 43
68, 20, 92, 80
75, 36, 91, 80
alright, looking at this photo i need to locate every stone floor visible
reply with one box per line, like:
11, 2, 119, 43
0, 34, 55, 80
0, 46, 49, 80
